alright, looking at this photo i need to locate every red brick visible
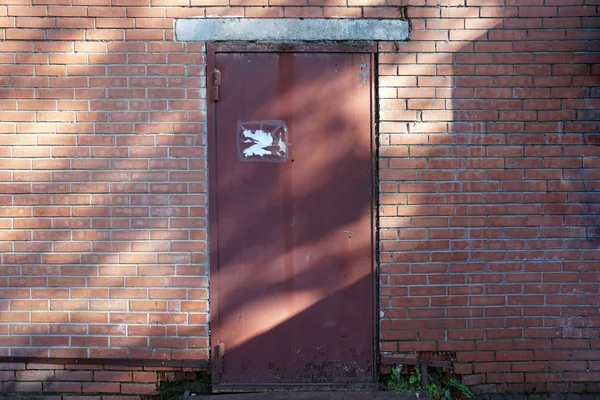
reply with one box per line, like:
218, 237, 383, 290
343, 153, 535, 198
43, 381, 82, 393
121, 383, 157, 395
82, 382, 121, 393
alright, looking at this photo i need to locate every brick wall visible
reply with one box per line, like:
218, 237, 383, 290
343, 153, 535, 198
377, 1, 599, 396
0, 361, 202, 398
0, 0, 598, 397
0, 37, 209, 355
1, 5, 210, 397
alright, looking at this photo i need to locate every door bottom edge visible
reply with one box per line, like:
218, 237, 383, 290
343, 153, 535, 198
213, 382, 378, 393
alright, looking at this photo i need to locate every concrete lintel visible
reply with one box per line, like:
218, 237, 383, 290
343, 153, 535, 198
175, 18, 409, 42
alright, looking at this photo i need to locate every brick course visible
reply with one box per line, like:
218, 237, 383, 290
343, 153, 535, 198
0, 0, 598, 397
0, 362, 201, 399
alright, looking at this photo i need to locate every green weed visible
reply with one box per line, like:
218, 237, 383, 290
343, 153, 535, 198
387, 365, 473, 400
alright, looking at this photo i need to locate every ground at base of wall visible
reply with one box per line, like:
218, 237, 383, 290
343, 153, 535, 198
474, 396, 600, 400
0, 392, 420, 400
3, 384, 600, 400
194, 393, 600, 400
3, 394, 600, 400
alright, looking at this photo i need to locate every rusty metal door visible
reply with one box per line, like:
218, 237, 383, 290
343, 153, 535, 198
207, 45, 375, 391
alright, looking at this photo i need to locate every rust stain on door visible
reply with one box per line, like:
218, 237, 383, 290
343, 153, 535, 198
208, 47, 375, 391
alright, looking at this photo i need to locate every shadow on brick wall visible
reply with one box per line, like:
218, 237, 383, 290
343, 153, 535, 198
378, 3, 600, 396
1, 2, 600, 398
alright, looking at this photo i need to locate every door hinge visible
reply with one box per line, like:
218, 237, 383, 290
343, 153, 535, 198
212, 341, 225, 384
212, 69, 221, 102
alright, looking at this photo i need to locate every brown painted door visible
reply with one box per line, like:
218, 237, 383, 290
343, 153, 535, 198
208, 48, 374, 391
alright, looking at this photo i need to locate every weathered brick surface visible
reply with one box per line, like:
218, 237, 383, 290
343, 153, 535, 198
0, 0, 598, 397
0, 362, 201, 398
376, 2, 600, 396
0, 32, 208, 368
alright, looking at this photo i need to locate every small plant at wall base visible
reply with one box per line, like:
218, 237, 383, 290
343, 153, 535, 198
387, 365, 473, 400
426, 368, 473, 400
387, 365, 419, 394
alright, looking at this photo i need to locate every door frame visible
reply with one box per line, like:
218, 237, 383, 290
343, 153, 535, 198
206, 42, 379, 391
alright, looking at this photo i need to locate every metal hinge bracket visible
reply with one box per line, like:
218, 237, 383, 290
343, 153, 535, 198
212, 69, 221, 102
212, 341, 225, 384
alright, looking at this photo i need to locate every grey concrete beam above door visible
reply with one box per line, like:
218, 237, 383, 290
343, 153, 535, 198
175, 18, 410, 42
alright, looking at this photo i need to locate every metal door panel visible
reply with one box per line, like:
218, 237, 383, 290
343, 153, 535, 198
209, 49, 374, 390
